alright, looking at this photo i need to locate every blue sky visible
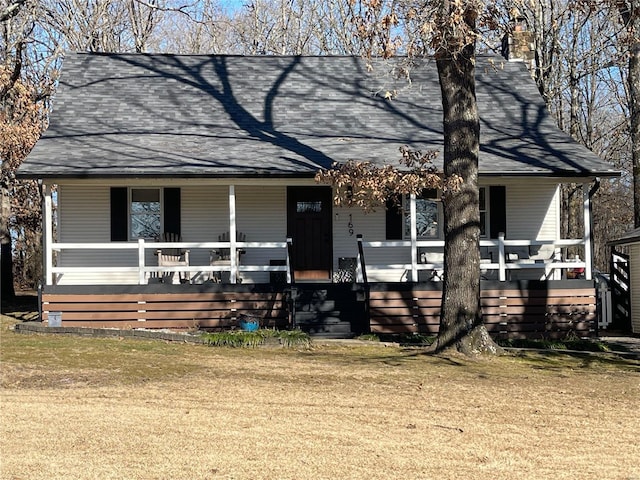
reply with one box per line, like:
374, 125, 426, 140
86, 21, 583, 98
218, 0, 246, 12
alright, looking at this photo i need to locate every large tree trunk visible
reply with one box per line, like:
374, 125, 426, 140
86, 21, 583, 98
628, 3, 640, 228
1, 181, 16, 303
433, 41, 501, 355
618, 0, 640, 226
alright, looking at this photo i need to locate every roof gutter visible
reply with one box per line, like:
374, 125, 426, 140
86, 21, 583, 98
589, 177, 600, 198
17, 170, 623, 181
478, 170, 620, 179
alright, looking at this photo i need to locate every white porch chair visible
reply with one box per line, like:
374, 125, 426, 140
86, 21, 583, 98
210, 231, 246, 283
156, 232, 190, 284
419, 250, 444, 282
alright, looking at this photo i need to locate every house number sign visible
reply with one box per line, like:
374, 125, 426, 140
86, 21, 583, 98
348, 214, 354, 236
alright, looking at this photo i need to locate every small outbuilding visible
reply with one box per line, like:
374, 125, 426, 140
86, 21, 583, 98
609, 229, 640, 334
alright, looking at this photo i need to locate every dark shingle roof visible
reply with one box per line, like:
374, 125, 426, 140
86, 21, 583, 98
609, 227, 640, 246
18, 52, 618, 179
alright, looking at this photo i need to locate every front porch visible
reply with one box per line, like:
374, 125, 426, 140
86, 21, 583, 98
37, 179, 598, 339
42, 179, 595, 286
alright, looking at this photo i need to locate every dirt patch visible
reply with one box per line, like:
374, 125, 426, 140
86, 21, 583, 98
2, 316, 640, 480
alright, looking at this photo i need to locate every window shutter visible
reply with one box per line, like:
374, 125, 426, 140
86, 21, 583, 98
163, 188, 181, 236
110, 187, 128, 241
385, 199, 403, 240
489, 186, 506, 239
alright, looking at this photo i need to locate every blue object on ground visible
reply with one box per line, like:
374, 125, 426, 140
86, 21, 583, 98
239, 318, 260, 331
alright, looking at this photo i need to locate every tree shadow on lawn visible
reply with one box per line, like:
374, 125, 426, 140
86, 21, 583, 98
509, 349, 640, 372
323, 344, 640, 373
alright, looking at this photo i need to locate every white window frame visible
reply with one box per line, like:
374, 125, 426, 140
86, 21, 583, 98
479, 186, 489, 238
404, 187, 490, 240
404, 190, 441, 240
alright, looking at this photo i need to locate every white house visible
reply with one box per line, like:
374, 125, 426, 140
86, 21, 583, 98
17, 53, 618, 337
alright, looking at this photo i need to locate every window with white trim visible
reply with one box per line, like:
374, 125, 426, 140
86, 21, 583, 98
130, 188, 161, 240
403, 187, 489, 239
479, 187, 488, 238
404, 189, 440, 239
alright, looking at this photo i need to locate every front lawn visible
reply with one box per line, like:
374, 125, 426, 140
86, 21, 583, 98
2, 315, 639, 479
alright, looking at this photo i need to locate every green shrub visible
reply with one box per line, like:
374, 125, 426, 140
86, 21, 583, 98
356, 334, 380, 342
200, 329, 310, 348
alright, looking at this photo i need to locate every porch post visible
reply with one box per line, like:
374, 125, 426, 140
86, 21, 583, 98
229, 184, 237, 283
498, 232, 506, 282
410, 193, 417, 282
138, 239, 146, 285
43, 184, 53, 286
583, 182, 593, 280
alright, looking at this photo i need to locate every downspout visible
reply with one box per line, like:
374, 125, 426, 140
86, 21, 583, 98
589, 178, 600, 199
37, 179, 44, 321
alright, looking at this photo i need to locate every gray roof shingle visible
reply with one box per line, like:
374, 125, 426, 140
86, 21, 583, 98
609, 227, 640, 246
18, 52, 618, 179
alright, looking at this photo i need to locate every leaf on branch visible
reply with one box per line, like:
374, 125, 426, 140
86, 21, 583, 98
315, 147, 461, 212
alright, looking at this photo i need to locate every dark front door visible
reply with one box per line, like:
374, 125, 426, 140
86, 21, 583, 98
287, 186, 333, 280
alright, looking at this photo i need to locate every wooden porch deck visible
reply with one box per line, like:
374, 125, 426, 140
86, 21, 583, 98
368, 280, 597, 340
41, 284, 291, 331
39, 280, 598, 339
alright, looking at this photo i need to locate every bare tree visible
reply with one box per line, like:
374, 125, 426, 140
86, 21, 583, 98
158, 0, 364, 55
501, 1, 631, 270
327, 0, 504, 355
431, 2, 503, 354
40, 0, 127, 52
127, 0, 162, 52
616, 0, 640, 226
1, 0, 178, 298
1, 0, 51, 301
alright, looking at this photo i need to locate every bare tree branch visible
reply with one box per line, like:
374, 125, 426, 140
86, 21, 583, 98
0, 0, 26, 22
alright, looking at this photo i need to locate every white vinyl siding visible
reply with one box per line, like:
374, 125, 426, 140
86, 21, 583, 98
504, 179, 560, 280
333, 206, 411, 282
180, 185, 228, 278
57, 185, 140, 284
341, 179, 561, 282
235, 185, 287, 283
506, 180, 559, 242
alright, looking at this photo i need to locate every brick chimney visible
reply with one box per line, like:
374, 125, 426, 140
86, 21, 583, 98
501, 8, 535, 69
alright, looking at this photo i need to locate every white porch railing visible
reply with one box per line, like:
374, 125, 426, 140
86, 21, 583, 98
356, 233, 590, 283
47, 235, 590, 286
47, 239, 292, 286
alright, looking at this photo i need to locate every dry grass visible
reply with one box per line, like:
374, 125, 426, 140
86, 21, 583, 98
1, 316, 640, 480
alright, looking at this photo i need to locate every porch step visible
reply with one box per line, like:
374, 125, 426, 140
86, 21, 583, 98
298, 320, 355, 338
294, 310, 354, 338
296, 300, 336, 312
291, 284, 367, 338
294, 311, 342, 323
